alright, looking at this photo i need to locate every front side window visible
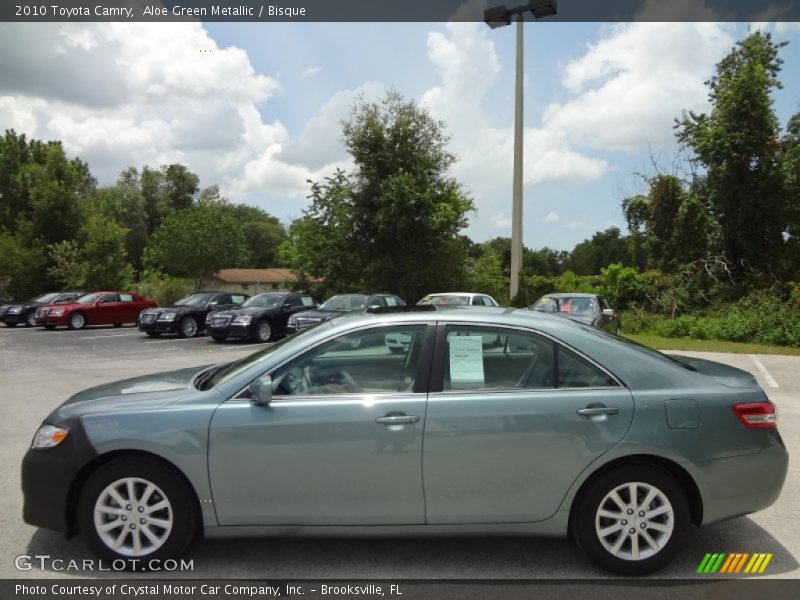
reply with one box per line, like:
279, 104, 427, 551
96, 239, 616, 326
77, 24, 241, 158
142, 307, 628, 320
271, 325, 428, 396
75, 293, 99, 305
101, 293, 118, 303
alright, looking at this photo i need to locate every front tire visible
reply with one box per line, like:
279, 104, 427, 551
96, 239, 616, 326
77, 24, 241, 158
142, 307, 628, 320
25, 311, 37, 327
78, 457, 197, 565
254, 319, 272, 343
68, 312, 87, 330
573, 466, 689, 575
177, 316, 198, 338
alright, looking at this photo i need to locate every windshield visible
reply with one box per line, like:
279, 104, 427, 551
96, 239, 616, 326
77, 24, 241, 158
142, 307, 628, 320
320, 294, 368, 311
74, 293, 99, 305
243, 294, 283, 309
33, 293, 59, 304
421, 295, 469, 306
205, 326, 321, 388
533, 296, 597, 316
175, 293, 216, 307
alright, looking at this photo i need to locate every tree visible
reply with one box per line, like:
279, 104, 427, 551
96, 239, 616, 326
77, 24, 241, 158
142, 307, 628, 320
79, 215, 134, 290
226, 200, 287, 268
467, 246, 509, 305
282, 91, 474, 302
46, 240, 84, 289
565, 227, 630, 275
676, 31, 788, 274
145, 202, 250, 288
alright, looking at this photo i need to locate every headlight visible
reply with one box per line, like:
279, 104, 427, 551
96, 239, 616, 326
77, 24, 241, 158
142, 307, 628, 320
158, 311, 177, 321
31, 424, 68, 449
232, 315, 252, 325
8, 306, 21, 313
50, 308, 64, 316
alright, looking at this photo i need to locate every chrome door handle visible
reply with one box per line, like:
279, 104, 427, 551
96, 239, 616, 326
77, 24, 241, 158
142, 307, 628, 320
375, 415, 420, 425
578, 406, 620, 416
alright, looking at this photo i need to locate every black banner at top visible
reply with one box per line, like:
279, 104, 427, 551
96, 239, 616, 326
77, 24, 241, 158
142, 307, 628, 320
2, 0, 800, 23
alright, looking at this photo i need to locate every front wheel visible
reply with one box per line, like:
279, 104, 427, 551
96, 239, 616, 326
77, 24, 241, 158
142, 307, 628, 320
573, 466, 689, 575
68, 312, 87, 330
77, 458, 197, 565
254, 319, 272, 343
25, 311, 37, 327
177, 316, 198, 338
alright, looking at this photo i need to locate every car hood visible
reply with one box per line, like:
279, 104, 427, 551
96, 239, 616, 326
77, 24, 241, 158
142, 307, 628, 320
212, 306, 276, 317
41, 301, 81, 311
291, 309, 342, 320
55, 365, 210, 417
671, 356, 759, 388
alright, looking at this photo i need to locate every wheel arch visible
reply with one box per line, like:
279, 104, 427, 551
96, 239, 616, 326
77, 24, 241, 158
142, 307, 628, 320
567, 454, 703, 536
65, 449, 203, 538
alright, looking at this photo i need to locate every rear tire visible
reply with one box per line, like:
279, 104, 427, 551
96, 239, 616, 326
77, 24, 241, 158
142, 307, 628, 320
573, 466, 689, 575
68, 312, 87, 330
78, 457, 197, 566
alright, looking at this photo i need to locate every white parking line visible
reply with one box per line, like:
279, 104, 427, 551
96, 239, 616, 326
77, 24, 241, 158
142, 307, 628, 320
748, 354, 779, 389
143, 337, 199, 344
79, 333, 143, 340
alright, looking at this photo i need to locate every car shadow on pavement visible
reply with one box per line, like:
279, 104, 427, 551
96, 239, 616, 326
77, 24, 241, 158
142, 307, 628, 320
20, 516, 798, 579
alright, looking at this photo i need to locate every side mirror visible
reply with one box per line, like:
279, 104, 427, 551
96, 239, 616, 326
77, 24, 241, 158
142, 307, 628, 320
249, 374, 273, 406
602, 308, 615, 317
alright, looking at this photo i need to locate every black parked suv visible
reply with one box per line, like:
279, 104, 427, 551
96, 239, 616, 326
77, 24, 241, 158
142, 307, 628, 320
206, 292, 317, 343
286, 293, 406, 335
138, 292, 248, 338
3, 291, 83, 327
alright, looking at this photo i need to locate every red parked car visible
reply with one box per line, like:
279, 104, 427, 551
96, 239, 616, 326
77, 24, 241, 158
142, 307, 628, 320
37, 291, 157, 330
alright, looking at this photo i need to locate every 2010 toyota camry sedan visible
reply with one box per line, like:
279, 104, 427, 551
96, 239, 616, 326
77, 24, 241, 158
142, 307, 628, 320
21, 307, 788, 575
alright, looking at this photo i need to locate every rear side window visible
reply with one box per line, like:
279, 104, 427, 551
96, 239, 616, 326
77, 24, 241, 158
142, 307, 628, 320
119, 294, 134, 302
557, 346, 618, 388
231, 295, 247, 305
385, 296, 399, 307
300, 296, 315, 306
284, 295, 303, 307
443, 326, 555, 391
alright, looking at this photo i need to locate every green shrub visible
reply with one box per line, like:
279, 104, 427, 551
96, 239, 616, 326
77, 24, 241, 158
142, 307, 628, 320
134, 270, 194, 306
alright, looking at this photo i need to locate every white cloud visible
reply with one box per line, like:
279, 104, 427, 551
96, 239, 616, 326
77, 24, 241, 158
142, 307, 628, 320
302, 66, 321, 78
546, 22, 736, 153
544, 211, 560, 223
491, 212, 512, 229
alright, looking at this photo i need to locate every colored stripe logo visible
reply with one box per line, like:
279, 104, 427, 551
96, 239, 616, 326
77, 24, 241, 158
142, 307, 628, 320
697, 553, 773, 574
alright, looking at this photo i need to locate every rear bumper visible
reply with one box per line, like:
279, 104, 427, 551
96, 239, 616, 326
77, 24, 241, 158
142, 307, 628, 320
698, 431, 789, 526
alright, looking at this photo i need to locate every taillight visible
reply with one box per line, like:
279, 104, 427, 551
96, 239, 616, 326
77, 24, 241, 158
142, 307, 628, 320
732, 402, 777, 429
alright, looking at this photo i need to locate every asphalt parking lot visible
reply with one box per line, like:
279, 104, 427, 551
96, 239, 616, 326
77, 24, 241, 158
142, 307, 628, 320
0, 324, 797, 579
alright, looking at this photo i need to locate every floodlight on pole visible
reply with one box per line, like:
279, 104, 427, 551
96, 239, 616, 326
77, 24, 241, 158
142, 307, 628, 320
484, 0, 557, 303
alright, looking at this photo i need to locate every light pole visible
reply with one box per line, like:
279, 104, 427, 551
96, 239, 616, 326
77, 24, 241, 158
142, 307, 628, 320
485, 0, 557, 302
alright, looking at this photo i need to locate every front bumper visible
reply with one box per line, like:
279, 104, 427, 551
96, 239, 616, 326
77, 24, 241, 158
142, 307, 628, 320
139, 318, 179, 334
207, 324, 252, 339
2, 312, 23, 325
21, 417, 97, 534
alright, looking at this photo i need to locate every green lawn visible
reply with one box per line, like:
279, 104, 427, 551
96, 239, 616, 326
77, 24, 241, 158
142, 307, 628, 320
624, 332, 800, 356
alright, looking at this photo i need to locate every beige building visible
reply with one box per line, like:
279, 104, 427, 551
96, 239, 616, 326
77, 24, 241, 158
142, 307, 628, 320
207, 268, 302, 294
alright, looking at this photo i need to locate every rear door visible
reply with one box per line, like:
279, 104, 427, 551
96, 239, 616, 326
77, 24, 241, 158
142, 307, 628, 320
118, 293, 140, 322
422, 323, 634, 524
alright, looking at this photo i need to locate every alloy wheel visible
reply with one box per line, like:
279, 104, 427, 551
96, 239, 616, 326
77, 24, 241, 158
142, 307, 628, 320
256, 321, 271, 342
93, 477, 173, 558
180, 317, 198, 338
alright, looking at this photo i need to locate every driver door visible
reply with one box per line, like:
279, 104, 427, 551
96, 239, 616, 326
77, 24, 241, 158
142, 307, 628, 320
208, 323, 433, 526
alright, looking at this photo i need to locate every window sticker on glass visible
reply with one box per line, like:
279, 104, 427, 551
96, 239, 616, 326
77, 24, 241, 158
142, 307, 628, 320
449, 335, 485, 384
301, 296, 315, 306
385, 296, 398, 306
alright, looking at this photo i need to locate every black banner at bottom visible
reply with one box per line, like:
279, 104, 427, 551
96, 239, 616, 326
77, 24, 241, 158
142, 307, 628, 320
4, 580, 800, 600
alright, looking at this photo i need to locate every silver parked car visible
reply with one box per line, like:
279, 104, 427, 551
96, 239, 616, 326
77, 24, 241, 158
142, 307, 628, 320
532, 292, 621, 335
22, 308, 787, 575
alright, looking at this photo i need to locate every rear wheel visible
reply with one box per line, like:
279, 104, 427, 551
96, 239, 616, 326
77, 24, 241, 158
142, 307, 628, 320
178, 316, 198, 338
78, 457, 197, 565
574, 466, 689, 575
68, 312, 87, 330
25, 311, 37, 327
254, 320, 272, 343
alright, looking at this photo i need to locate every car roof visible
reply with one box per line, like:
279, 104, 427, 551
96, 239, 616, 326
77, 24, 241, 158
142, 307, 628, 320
538, 292, 599, 299
424, 292, 486, 297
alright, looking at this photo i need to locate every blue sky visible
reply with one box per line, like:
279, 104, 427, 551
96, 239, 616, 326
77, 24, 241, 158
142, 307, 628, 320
1, 17, 799, 252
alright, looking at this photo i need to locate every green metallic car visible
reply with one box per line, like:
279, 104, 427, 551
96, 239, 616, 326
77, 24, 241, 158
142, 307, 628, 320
22, 308, 788, 575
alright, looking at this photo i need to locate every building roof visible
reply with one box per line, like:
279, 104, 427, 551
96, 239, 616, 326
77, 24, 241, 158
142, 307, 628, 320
213, 268, 299, 284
